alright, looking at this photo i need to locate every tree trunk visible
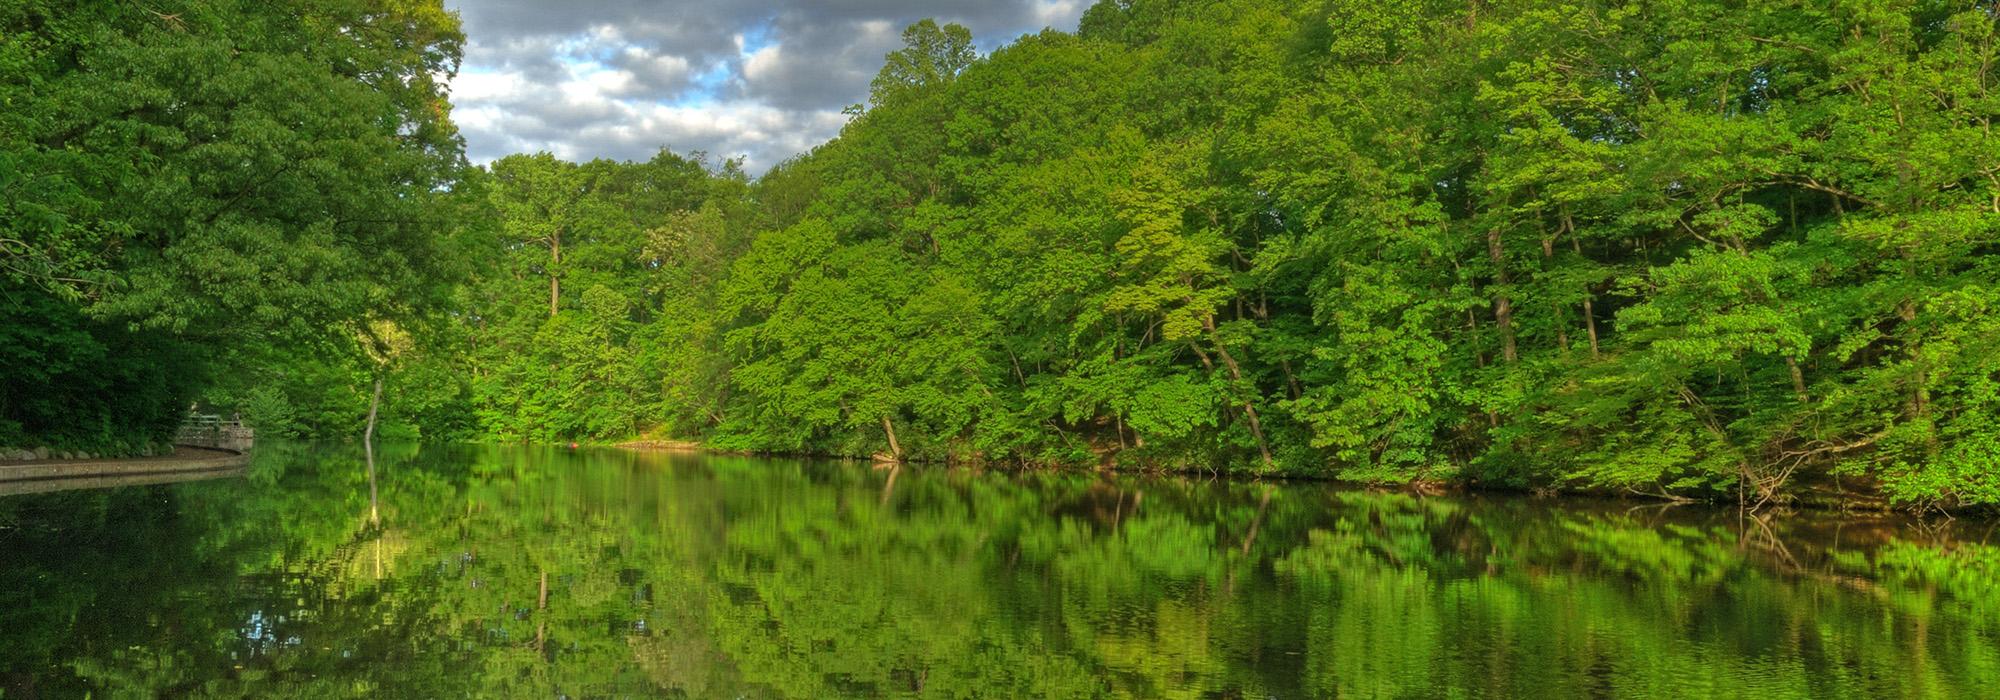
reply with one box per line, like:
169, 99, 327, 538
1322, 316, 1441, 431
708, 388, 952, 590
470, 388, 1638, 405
364, 375, 383, 442
1468, 309, 1487, 367
1580, 296, 1602, 359
549, 231, 562, 317
1202, 317, 1274, 469
1564, 211, 1601, 359
1785, 356, 1808, 403
363, 375, 383, 527
1487, 225, 1517, 363
880, 414, 903, 461
1900, 300, 1929, 416
1237, 398, 1274, 468
1279, 360, 1302, 400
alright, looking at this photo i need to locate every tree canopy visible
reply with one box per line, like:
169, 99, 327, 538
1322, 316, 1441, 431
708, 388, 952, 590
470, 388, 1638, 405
0, 0, 472, 451
10, 0, 2000, 509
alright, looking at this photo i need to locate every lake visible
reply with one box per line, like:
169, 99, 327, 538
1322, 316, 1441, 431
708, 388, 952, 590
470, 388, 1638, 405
1, 442, 1995, 698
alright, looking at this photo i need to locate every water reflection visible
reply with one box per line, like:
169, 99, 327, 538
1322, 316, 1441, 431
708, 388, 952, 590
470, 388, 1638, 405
0, 442, 1994, 697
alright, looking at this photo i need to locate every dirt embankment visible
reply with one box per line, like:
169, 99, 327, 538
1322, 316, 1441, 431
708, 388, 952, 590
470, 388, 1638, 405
614, 438, 704, 451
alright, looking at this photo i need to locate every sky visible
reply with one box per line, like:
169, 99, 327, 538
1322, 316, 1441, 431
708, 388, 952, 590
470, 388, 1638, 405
442, 1, 1092, 174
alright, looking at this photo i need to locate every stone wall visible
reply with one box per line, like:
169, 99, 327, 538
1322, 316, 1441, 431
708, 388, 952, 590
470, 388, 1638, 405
0, 441, 179, 463
175, 426, 255, 453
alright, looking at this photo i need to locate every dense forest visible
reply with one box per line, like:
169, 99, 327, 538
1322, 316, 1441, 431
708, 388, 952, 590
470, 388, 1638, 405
4, 0, 1999, 509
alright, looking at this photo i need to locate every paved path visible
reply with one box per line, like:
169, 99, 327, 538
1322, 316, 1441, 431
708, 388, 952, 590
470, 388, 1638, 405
0, 445, 249, 495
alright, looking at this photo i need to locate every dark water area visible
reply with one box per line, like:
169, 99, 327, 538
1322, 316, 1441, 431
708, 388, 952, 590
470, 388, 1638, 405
0, 442, 1995, 698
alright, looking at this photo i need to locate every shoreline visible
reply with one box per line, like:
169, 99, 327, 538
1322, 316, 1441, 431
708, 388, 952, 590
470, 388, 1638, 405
608, 440, 1957, 517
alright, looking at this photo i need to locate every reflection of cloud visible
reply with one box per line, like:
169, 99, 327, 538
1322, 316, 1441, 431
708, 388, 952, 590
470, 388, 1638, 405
442, 0, 1089, 172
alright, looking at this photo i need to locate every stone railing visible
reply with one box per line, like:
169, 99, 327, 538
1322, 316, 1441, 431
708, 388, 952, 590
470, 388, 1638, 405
177, 413, 255, 452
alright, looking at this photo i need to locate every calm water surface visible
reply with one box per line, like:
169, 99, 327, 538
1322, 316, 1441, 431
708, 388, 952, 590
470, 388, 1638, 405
1, 442, 1996, 698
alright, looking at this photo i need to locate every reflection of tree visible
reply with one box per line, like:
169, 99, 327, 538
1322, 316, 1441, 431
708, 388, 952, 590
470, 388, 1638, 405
2, 446, 1996, 697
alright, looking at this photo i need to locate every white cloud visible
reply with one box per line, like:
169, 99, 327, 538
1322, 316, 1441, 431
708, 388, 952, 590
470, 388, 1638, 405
741, 43, 782, 82
1033, 1, 1084, 27
442, 0, 1091, 173
449, 69, 530, 103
